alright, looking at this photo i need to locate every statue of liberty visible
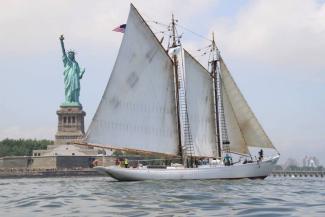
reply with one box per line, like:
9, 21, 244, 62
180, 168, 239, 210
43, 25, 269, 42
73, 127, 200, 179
59, 35, 85, 107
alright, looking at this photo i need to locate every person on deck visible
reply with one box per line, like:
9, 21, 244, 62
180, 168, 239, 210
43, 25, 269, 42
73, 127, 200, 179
223, 154, 232, 166
258, 149, 264, 161
124, 158, 129, 168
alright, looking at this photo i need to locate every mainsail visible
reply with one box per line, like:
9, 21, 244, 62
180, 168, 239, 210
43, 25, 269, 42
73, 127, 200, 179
184, 51, 218, 157
86, 5, 179, 155
220, 58, 275, 150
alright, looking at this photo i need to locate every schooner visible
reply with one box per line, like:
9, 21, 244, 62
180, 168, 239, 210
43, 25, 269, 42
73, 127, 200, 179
84, 4, 280, 181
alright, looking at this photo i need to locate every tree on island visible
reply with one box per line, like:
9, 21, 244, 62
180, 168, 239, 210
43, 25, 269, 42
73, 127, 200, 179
0, 139, 53, 157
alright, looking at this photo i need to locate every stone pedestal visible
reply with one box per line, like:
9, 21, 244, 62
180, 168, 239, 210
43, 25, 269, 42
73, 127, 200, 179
55, 106, 86, 145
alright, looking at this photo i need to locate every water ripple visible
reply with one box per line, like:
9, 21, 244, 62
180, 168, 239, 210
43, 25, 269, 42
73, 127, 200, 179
0, 177, 324, 216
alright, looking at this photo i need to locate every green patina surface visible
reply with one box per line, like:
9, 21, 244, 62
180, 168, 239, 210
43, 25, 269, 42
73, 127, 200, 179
59, 35, 85, 107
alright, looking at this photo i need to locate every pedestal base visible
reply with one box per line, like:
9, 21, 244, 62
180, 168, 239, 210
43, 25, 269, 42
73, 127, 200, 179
55, 106, 86, 145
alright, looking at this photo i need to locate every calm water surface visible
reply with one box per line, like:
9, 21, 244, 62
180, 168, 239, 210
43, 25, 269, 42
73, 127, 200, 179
0, 176, 324, 216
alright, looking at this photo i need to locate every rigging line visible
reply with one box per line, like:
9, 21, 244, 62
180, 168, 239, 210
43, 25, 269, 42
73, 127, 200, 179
144, 14, 211, 42
147, 23, 167, 32
176, 23, 212, 42
146, 20, 170, 27
197, 44, 212, 52
140, 10, 170, 27
150, 19, 211, 43
153, 31, 169, 35
185, 47, 210, 58
190, 54, 206, 59
146, 21, 170, 37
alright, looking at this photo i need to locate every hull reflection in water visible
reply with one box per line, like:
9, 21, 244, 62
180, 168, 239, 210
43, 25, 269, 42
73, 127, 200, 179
95, 156, 279, 181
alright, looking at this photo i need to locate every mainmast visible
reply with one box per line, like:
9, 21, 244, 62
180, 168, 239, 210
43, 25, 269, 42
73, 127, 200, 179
210, 33, 222, 159
210, 33, 231, 158
170, 14, 194, 167
171, 14, 183, 161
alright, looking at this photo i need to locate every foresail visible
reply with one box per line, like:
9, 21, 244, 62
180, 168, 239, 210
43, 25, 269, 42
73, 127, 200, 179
220, 59, 275, 150
86, 5, 179, 155
222, 84, 249, 154
184, 51, 218, 157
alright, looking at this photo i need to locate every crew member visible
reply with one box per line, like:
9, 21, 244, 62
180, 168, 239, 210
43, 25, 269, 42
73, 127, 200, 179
124, 158, 129, 168
223, 154, 232, 166
258, 149, 264, 161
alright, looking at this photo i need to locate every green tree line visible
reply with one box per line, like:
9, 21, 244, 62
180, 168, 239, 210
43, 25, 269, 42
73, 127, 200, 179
0, 139, 53, 157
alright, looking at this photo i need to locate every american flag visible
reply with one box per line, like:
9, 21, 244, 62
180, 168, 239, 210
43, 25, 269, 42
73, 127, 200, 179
112, 24, 126, 33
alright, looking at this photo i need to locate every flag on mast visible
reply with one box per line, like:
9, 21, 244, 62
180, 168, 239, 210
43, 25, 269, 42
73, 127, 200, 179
112, 24, 126, 33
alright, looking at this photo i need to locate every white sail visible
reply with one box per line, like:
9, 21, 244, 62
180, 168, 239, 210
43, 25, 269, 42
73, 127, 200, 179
220, 59, 275, 150
184, 51, 218, 157
86, 5, 179, 155
221, 84, 249, 154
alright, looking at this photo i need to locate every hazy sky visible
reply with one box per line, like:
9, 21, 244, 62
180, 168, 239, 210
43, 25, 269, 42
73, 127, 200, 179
0, 0, 324, 164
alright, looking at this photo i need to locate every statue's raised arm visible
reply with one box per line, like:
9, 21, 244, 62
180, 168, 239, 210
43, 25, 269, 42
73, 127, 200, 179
59, 35, 66, 56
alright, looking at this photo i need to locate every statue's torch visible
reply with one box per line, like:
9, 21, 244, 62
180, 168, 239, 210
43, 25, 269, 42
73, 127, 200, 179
59, 35, 66, 56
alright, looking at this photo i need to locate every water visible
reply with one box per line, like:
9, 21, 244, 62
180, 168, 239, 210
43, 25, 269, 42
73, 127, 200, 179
0, 177, 324, 217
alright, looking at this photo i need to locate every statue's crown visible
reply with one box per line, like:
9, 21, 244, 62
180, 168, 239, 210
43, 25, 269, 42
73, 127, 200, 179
68, 50, 75, 54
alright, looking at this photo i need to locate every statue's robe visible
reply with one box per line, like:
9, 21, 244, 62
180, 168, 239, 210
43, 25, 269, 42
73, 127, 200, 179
63, 55, 81, 103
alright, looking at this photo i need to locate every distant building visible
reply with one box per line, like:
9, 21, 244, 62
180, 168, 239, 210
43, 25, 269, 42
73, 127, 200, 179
302, 156, 320, 168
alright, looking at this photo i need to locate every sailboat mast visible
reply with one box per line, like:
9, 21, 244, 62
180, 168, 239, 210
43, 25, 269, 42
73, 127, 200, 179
171, 14, 183, 160
171, 14, 177, 47
211, 33, 222, 159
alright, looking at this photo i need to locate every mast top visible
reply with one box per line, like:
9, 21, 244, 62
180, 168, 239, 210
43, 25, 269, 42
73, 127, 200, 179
171, 14, 177, 47
212, 32, 215, 46
211, 32, 220, 62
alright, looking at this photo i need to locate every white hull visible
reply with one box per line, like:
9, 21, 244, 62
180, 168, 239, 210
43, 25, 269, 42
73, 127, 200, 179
95, 155, 279, 181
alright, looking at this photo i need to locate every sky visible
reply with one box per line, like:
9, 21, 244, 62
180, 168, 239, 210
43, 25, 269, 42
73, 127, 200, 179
0, 0, 324, 165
